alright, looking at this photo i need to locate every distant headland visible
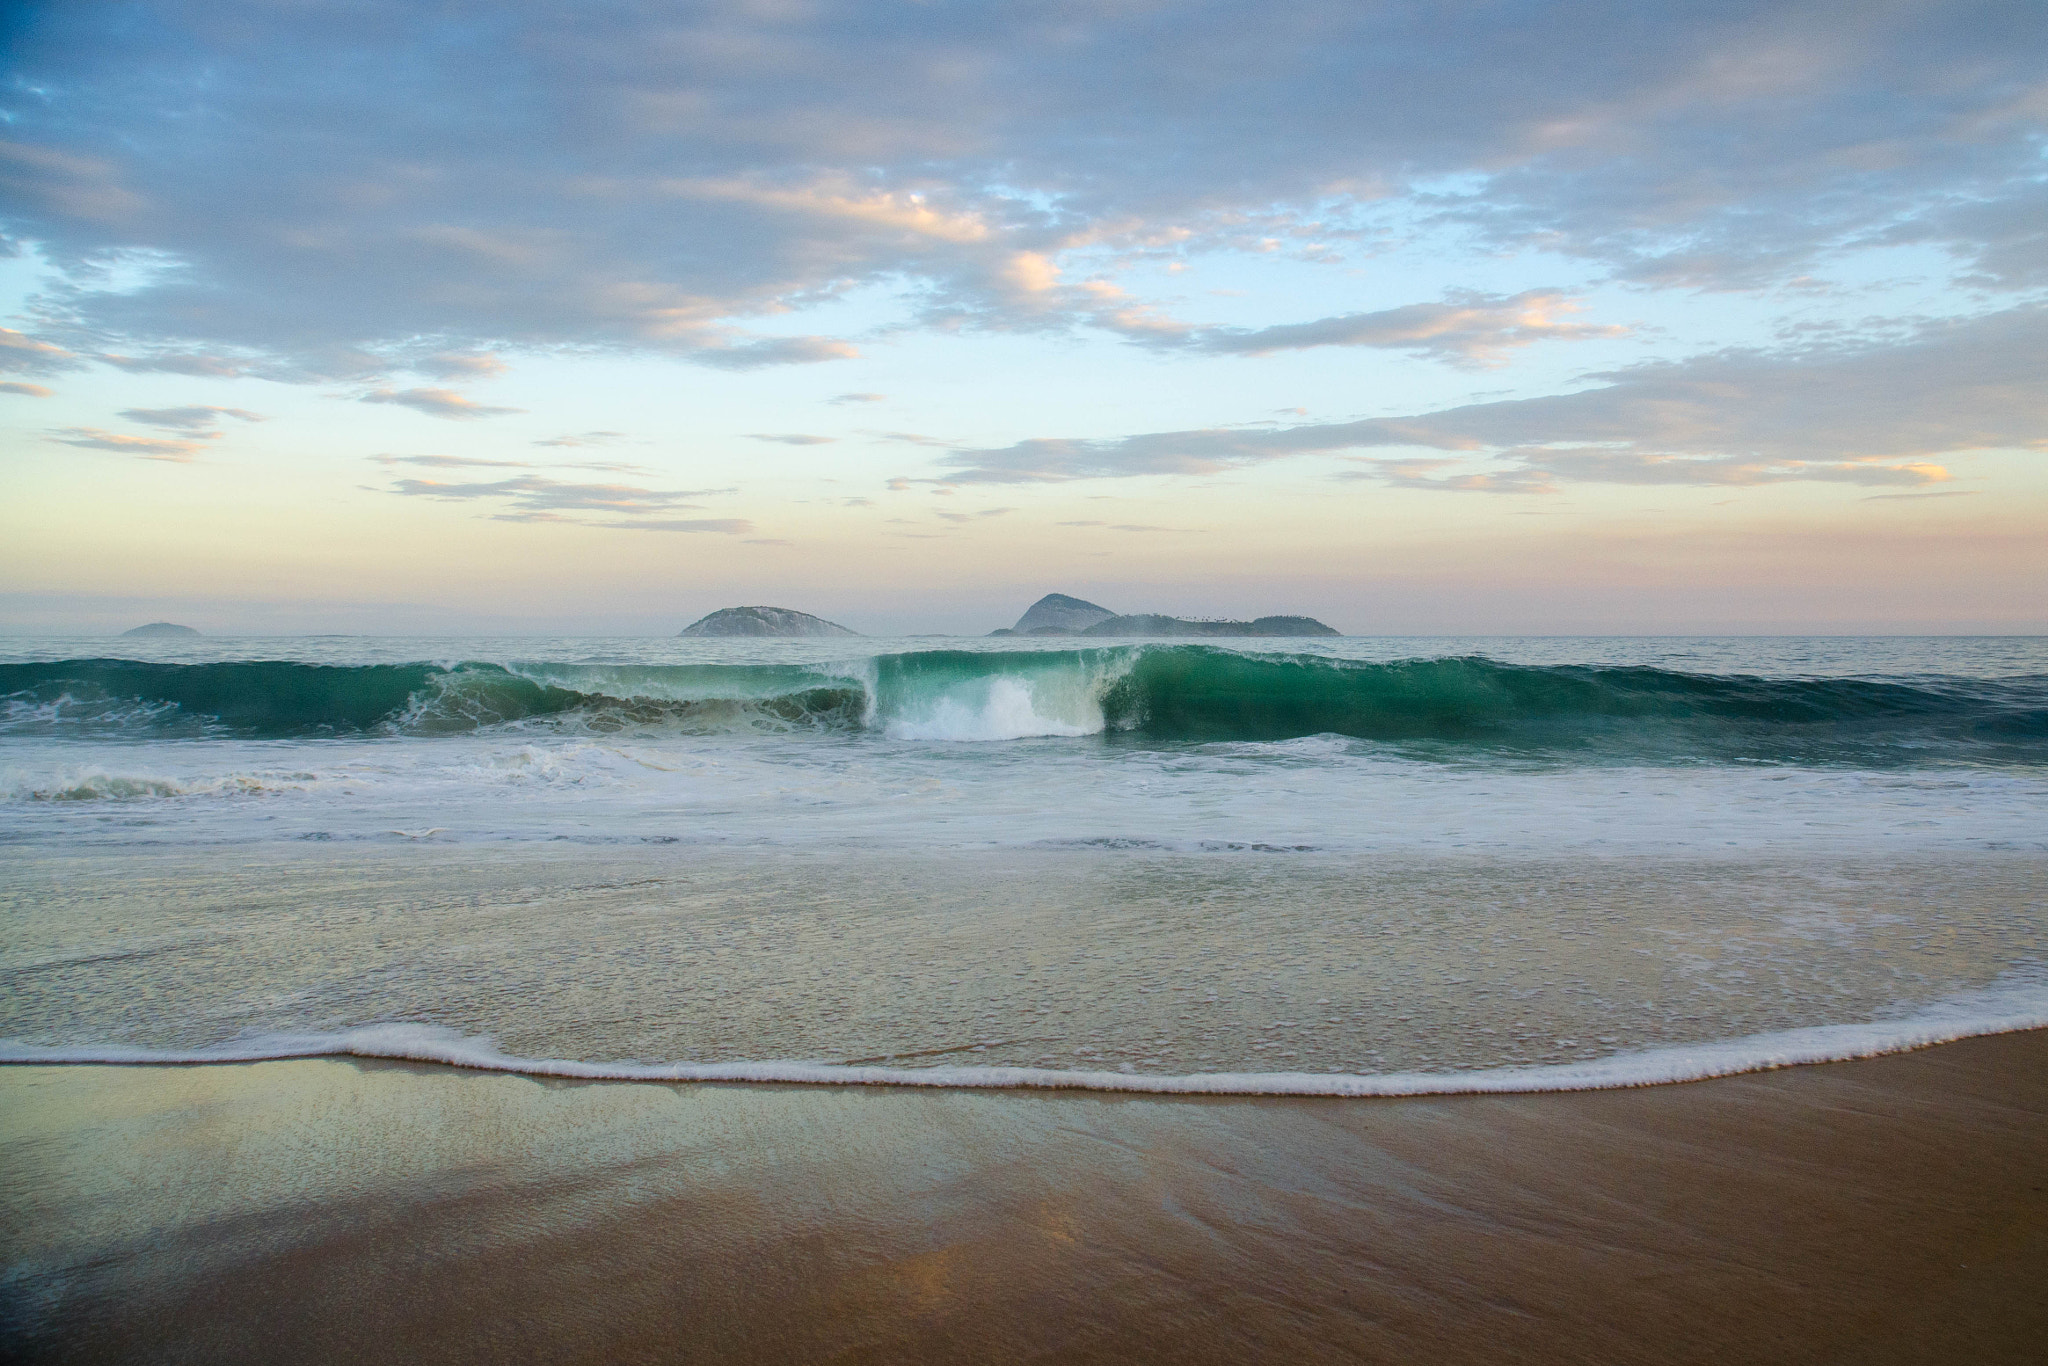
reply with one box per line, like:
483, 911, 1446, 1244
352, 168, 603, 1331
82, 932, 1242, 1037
679, 605, 860, 637
120, 622, 201, 638
989, 594, 1338, 638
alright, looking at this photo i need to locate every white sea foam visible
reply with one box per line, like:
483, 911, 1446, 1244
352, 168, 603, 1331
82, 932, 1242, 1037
6, 977, 2043, 1097
886, 676, 1104, 741
7, 765, 322, 802
5, 733, 2044, 856
868, 649, 1136, 741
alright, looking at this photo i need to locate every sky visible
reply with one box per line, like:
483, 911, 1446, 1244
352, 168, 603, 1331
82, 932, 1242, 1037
1, 0, 2044, 637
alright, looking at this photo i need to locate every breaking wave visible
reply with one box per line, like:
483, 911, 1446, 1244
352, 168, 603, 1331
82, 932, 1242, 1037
3, 650, 2044, 764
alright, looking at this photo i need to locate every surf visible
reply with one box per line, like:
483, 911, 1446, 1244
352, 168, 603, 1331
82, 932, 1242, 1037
5, 971, 2045, 1096
3, 649, 2044, 764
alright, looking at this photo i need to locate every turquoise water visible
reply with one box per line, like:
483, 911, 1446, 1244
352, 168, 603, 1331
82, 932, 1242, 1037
7, 635, 2046, 751
3, 635, 2044, 1090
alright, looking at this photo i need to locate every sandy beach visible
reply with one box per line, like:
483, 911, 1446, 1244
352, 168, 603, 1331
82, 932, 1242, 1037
11, 0, 2048, 1359
4, 1029, 2043, 1364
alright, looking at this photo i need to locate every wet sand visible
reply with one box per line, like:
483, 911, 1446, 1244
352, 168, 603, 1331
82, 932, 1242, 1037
4, 1031, 2045, 1364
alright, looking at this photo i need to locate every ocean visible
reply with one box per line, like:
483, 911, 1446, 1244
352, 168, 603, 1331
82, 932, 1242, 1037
3, 634, 2045, 1093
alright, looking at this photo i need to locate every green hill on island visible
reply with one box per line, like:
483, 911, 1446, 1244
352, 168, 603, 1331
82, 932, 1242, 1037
679, 606, 859, 637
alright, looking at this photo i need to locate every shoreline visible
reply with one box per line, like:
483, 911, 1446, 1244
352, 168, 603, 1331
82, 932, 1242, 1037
5, 974, 2047, 1095
11, 843, 2044, 1082
6, 1028, 2045, 1364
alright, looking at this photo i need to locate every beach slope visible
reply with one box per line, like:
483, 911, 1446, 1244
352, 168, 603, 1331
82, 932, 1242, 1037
3, 1031, 2044, 1364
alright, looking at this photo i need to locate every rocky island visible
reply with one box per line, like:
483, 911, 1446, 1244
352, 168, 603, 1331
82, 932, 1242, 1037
1007, 593, 1119, 634
120, 622, 201, 638
679, 605, 859, 637
990, 594, 1338, 637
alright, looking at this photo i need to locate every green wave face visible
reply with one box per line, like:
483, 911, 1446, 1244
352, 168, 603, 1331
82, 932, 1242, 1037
1100, 649, 2048, 761
3, 650, 2044, 764
0, 659, 868, 739
0, 660, 449, 735
400, 663, 865, 736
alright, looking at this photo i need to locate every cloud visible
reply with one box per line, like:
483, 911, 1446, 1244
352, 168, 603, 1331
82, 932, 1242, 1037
1147, 290, 1628, 365
745, 433, 837, 445
597, 518, 755, 534
476, 507, 758, 534
371, 454, 532, 469
372, 451, 654, 476
1532, 449, 1942, 488
933, 434, 1249, 483
6, 2, 2042, 372
118, 405, 264, 431
0, 139, 145, 223
1056, 519, 1188, 531
1334, 458, 1559, 495
871, 431, 960, 448
829, 392, 887, 404
689, 337, 861, 370
382, 472, 739, 530
0, 329, 81, 376
1338, 451, 1942, 494
1, 381, 55, 397
359, 387, 524, 420
937, 304, 2048, 488
48, 427, 212, 461
413, 352, 508, 380
97, 352, 249, 377
387, 475, 688, 513
533, 430, 628, 447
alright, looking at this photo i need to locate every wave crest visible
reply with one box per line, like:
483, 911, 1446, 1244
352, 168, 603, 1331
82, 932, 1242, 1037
3, 650, 2044, 763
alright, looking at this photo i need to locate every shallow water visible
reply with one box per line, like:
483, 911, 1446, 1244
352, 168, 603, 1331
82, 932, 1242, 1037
3, 635, 2044, 1090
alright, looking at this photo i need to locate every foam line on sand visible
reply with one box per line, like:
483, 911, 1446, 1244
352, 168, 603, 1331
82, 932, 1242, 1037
6, 975, 2044, 1095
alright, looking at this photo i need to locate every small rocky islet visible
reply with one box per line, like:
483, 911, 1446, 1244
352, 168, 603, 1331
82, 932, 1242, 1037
677, 605, 860, 637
